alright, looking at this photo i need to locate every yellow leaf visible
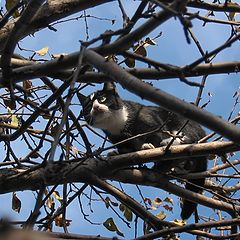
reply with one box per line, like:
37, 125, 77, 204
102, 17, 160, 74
71, 145, 80, 156
153, 197, 162, 205
105, 197, 118, 207
52, 191, 63, 202
156, 211, 166, 220
36, 46, 49, 56
119, 204, 133, 222
119, 203, 125, 212
46, 196, 54, 209
150, 205, 157, 210
104, 197, 111, 208
44, 189, 55, 209
145, 37, 157, 46
164, 197, 174, 205
124, 207, 133, 222
11, 115, 18, 127
54, 214, 72, 227
173, 219, 186, 226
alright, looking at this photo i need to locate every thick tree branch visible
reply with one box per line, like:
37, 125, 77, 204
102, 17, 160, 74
98, 141, 239, 172
83, 49, 240, 143
0, 163, 237, 215
0, 141, 239, 215
161, 0, 240, 12
0, 0, 45, 86
2, 58, 240, 84
1, 228, 115, 240
0, 1, 239, 238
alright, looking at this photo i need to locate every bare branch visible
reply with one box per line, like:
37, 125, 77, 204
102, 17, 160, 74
0, 0, 114, 52
0, 0, 45, 87
134, 218, 240, 240
3, 58, 240, 84
83, 48, 240, 143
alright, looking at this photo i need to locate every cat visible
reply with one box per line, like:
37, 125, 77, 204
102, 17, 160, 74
79, 82, 207, 220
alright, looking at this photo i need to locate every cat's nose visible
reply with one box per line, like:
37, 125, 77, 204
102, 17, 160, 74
93, 105, 102, 112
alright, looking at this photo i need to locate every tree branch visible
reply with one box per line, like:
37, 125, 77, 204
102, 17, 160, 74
161, 0, 240, 12
3, 58, 240, 84
0, 0, 114, 52
0, 141, 239, 215
134, 218, 240, 240
0, 0, 45, 86
83, 48, 240, 143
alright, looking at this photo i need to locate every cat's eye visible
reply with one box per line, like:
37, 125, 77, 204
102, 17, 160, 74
98, 96, 107, 103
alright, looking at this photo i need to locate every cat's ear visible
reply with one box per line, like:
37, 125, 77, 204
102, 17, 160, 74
103, 82, 117, 92
77, 92, 87, 105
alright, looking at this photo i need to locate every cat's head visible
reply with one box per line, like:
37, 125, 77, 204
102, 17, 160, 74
79, 82, 127, 131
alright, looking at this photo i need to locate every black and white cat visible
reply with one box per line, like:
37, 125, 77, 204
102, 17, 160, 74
79, 82, 207, 220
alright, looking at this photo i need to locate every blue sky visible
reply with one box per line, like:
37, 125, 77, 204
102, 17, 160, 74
0, 1, 239, 239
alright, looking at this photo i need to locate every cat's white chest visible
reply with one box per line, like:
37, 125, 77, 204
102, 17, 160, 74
105, 106, 129, 135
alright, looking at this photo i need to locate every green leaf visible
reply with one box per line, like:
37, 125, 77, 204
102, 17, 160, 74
125, 57, 135, 68
123, 206, 133, 222
103, 218, 124, 237
119, 203, 125, 212
119, 204, 133, 222
134, 45, 147, 57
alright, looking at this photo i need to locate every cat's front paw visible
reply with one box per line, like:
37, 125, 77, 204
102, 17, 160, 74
141, 143, 155, 150
107, 150, 119, 156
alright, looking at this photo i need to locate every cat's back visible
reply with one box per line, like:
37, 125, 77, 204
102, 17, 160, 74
123, 100, 205, 141
123, 100, 171, 126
